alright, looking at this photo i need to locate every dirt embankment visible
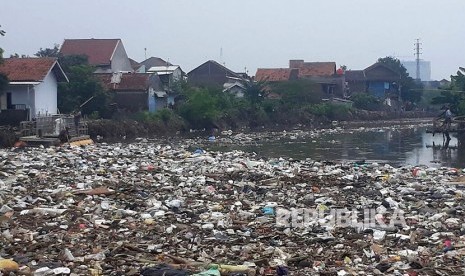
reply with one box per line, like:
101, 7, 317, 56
0, 111, 435, 147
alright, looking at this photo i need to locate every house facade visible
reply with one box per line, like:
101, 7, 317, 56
345, 63, 401, 99
0, 58, 68, 123
60, 39, 133, 73
147, 65, 184, 88
289, 60, 345, 97
188, 60, 242, 88
96, 73, 168, 112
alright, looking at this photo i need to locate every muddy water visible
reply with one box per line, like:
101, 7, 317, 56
207, 126, 464, 168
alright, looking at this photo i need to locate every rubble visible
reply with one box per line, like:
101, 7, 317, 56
0, 134, 464, 275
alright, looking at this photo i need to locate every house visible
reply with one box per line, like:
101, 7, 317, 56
254, 68, 299, 82
0, 57, 68, 123
129, 58, 145, 73
59, 39, 133, 73
345, 63, 401, 99
147, 65, 185, 90
96, 73, 169, 112
223, 81, 246, 98
289, 60, 344, 96
139, 57, 172, 71
188, 60, 243, 88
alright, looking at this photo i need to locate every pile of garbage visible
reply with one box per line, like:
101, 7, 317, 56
0, 140, 464, 275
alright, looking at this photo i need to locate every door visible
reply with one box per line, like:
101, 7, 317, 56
6, 92, 12, 109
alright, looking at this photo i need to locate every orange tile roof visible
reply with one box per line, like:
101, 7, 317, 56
0, 58, 58, 82
255, 68, 297, 82
293, 62, 336, 77
60, 39, 120, 65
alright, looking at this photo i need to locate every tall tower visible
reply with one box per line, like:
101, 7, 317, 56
414, 39, 422, 81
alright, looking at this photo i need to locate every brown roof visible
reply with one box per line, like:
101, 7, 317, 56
345, 70, 366, 81
60, 39, 120, 65
96, 73, 151, 91
294, 62, 336, 77
0, 57, 67, 82
255, 68, 298, 82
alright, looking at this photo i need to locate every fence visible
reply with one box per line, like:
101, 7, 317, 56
20, 114, 88, 137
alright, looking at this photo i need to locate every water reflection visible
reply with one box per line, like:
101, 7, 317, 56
207, 127, 463, 168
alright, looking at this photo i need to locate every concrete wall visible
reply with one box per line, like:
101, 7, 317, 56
111, 41, 133, 73
35, 71, 58, 116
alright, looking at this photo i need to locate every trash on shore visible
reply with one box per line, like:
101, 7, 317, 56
0, 134, 464, 275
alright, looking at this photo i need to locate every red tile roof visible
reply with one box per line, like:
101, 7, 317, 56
96, 73, 151, 91
60, 39, 120, 65
294, 62, 336, 77
255, 68, 298, 82
0, 58, 62, 82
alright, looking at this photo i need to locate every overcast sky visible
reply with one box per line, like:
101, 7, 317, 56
1, 0, 463, 80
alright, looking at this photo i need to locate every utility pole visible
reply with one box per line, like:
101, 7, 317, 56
414, 39, 422, 82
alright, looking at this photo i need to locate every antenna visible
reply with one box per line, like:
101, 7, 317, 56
414, 39, 422, 81
220, 47, 223, 63
144, 48, 147, 60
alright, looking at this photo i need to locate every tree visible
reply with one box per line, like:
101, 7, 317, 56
377, 56, 423, 104
35, 44, 60, 58
245, 81, 267, 108
432, 67, 465, 115
57, 55, 114, 118
0, 25, 8, 96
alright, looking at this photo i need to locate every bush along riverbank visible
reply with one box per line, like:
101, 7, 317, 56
0, 109, 435, 148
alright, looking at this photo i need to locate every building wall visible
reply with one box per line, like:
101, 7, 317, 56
347, 81, 367, 94
114, 91, 148, 112
188, 62, 231, 87
35, 71, 58, 116
111, 41, 133, 73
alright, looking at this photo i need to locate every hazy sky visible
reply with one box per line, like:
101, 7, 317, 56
1, 0, 463, 80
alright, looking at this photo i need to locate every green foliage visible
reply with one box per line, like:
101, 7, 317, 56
35, 44, 60, 57
351, 93, 382, 111
272, 79, 326, 108
135, 109, 178, 125
245, 81, 267, 107
305, 103, 353, 120
178, 87, 221, 129
431, 68, 465, 115
0, 27, 8, 95
57, 56, 114, 118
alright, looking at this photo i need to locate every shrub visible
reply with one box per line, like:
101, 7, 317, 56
351, 93, 382, 111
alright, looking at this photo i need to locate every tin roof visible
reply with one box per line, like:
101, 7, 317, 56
96, 73, 152, 91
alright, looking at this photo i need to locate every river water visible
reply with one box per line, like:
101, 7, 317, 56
204, 125, 464, 168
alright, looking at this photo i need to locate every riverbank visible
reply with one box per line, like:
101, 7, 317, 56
0, 111, 435, 148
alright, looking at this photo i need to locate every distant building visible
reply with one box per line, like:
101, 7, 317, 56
0, 57, 68, 121
60, 39, 133, 73
188, 60, 243, 88
401, 60, 431, 81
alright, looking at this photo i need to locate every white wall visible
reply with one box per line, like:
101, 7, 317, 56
34, 71, 57, 116
111, 41, 133, 73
